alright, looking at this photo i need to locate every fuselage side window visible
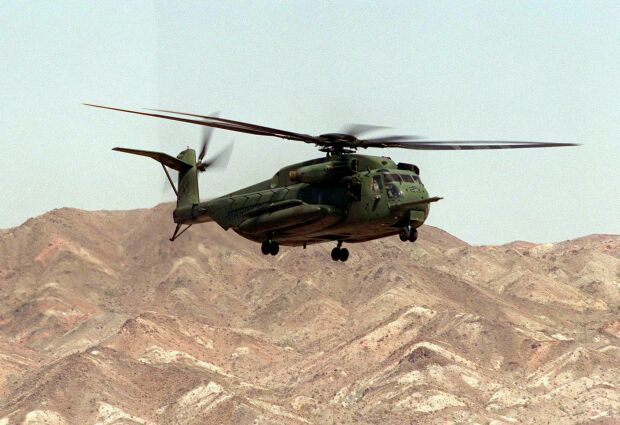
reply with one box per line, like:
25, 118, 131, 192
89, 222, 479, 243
371, 175, 383, 191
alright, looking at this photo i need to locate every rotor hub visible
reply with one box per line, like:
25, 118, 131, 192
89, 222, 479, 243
317, 133, 360, 154
319, 133, 358, 143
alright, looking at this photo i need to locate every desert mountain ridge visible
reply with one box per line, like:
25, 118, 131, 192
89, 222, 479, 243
0, 204, 618, 424
3, 203, 614, 247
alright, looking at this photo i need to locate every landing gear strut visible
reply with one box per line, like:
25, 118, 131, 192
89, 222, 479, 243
331, 241, 349, 262
261, 240, 279, 256
399, 225, 418, 243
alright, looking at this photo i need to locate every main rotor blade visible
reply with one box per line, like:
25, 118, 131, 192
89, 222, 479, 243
340, 124, 389, 137
360, 140, 579, 150
84, 104, 318, 143
361, 135, 426, 144
86, 104, 578, 153
148, 108, 318, 143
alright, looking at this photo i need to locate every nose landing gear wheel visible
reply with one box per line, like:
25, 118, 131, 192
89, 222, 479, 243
269, 241, 279, 256
399, 226, 411, 242
408, 228, 418, 242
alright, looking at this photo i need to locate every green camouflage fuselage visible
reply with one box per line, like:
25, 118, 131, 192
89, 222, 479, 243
173, 152, 432, 246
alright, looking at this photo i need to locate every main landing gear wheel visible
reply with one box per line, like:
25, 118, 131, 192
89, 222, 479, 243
331, 242, 349, 262
261, 240, 279, 256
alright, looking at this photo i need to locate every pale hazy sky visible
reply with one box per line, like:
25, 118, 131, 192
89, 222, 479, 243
1, 1, 618, 244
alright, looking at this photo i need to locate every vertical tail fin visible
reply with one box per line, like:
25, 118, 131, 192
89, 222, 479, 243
175, 149, 200, 208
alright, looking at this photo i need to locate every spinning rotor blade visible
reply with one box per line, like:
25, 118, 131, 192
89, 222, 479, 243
86, 104, 578, 153
340, 124, 389, 137
84, 104, 318, 143
198, 112, 219, 161
361, 135, 426, 144
198, 142, 234, 171
359, 139, 579, 150
147, 108, 318, 143
194, 113, 234, 172
198, 128, 209, 161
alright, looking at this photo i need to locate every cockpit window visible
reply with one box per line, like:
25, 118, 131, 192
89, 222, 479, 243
401, 174, 414, 183
386, 182, 404, 199
383, 173, 402, 183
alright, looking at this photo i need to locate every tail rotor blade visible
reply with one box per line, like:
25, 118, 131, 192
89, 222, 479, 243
198, 112, 219, 161
197, 141, 234, 172
198, 126, 211, 161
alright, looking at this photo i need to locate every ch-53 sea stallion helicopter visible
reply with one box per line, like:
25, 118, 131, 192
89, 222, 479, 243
85, 104, 577, 262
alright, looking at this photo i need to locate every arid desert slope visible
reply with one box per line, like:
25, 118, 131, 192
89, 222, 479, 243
0, 205, 618, 424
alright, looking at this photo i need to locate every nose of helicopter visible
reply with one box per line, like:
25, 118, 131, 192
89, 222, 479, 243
388, 179, 431, 222
404, 183, 431, 224
406, 183, 429, 204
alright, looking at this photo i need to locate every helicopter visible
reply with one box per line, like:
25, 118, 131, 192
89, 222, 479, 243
85, 104, 577, 262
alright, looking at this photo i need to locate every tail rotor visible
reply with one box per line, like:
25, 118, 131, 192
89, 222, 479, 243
160, 113, 234, 196
196, 120, 234, 172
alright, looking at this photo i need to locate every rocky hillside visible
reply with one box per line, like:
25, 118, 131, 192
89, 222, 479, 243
0, 205, 618, 424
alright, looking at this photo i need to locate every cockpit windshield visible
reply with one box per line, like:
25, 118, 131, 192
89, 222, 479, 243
379, 171, 424, 199
383, 173, 403, 183
399, 173, 422, 185
382, 174, 403, 199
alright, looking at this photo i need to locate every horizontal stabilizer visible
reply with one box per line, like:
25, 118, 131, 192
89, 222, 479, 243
113, 147, 193, 171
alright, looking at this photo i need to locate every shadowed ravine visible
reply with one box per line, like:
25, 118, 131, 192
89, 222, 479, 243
0, 204, 618, 424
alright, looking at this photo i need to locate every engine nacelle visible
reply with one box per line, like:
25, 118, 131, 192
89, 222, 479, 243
288, 159, 356, 184
397, 162, 420, 175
